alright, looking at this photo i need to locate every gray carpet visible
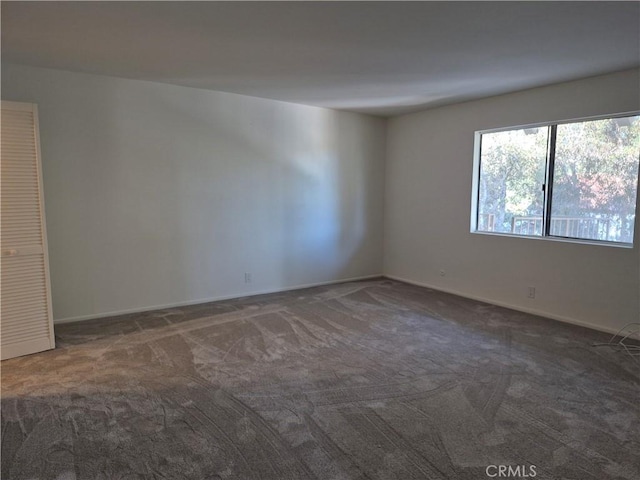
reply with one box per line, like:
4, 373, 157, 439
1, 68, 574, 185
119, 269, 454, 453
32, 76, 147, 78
1, 279, 639, 480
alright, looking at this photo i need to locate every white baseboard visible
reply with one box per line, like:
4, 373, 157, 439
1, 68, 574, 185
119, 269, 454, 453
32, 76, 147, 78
383, 274, 638, 339
54, 273, 639, 341
54, 274, 384, 324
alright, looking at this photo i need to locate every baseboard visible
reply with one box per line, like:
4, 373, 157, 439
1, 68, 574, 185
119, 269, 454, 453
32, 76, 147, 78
53, 273, 639, 341
383, 274, 639, 339
53, 274, 384, 324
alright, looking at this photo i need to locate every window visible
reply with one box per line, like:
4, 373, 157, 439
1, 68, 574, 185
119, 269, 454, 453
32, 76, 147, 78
472, 114, 640, 245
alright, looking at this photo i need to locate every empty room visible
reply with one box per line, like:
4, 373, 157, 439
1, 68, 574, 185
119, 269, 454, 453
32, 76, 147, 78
1, 2, 639, 479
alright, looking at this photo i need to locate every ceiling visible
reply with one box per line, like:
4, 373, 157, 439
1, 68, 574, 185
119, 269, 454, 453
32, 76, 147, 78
2, 1, 639, 116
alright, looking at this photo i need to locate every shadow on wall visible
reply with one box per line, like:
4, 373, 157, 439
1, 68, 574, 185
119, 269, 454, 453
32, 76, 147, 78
143, 87, 377, 292
44, 78, 382, 319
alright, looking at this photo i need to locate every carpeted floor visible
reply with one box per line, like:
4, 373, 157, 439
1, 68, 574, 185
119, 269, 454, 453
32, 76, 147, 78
1, 279, 639, 480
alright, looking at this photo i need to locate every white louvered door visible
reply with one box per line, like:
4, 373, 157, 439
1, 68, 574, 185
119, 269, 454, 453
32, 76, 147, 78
1, 101, 55, 360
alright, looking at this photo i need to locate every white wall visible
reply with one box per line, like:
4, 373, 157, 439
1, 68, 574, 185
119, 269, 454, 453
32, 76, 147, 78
2, 64, 386, 322
4, 63, 637, 334
384, 69, 640, 334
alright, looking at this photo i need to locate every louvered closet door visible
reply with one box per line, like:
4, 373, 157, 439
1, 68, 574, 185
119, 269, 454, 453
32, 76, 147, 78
1, 101, 55, 360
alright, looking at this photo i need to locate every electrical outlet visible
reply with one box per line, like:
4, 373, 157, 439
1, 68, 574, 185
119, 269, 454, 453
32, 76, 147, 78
528, 286, 536, 299
244, 272, 252, 284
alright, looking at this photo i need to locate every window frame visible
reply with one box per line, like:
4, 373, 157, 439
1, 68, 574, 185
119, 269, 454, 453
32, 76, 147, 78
470, 111, 640, 248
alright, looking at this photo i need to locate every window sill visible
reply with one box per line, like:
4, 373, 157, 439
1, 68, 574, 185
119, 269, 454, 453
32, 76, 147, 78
470, 230, 634, 249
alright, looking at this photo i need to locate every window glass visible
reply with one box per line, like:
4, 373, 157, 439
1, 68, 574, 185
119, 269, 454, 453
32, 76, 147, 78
552, 116, 640, 243
477, 127, 547, 236
474, 113, 640, 245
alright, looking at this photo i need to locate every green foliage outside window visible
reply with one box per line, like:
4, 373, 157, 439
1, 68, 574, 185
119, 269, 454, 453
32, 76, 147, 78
476, 115, 640, 244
